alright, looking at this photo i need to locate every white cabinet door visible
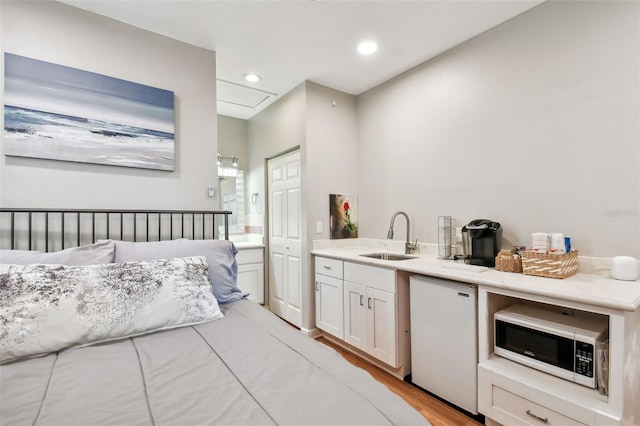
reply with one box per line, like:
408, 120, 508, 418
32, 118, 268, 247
236, 248, 264, 304
238, 263, 264, 304
268, 150, 302, 326
343, 262, 398, 366
315, 274, 344, 339
343, 281, 367, 351
366, 287, 397, 365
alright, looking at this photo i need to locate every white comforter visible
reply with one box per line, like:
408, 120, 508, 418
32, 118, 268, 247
0, 300, 429, 426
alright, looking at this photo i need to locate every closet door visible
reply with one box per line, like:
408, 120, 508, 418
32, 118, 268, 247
268, 150, 302, 326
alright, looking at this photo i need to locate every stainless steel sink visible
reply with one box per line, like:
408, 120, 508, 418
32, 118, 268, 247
360, 252, 417, 261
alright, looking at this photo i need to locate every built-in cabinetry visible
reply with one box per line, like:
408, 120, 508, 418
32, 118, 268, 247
236, 247, 264, 304
344, 262, 401, 367
477, 285, 640, 426
312, 245, 640, 425
314, 256, 410, 377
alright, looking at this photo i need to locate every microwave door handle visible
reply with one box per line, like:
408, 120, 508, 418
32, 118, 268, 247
495, 314, 575, 340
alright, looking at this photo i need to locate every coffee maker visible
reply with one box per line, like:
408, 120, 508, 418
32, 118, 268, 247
462, 219, 502, 267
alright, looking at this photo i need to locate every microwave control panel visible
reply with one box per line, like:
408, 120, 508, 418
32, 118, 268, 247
575, 341, 594, 378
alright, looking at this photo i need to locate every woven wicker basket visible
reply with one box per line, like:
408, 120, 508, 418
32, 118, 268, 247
521, 250, 578, 279
495, 249, 523, 273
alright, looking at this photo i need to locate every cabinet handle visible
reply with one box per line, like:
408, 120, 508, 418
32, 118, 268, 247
367, 297, 372, 309
526, 410, 548, 424
359, 294, 364, 306
323, 265, 331, 269
315, 282, 319, 291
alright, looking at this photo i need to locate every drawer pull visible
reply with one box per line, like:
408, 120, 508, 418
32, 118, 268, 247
323, 265, 331, 269
526, 410, 548, 424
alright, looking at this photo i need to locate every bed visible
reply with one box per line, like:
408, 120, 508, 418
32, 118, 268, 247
0, 209, 429, 426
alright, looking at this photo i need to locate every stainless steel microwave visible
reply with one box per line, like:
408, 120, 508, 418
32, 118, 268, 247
494, 303, 608, 388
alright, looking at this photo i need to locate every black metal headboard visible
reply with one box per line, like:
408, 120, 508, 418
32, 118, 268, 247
0, 208, 232, 252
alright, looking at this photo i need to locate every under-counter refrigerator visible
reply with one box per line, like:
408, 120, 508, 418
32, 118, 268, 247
409, 275, 478, 414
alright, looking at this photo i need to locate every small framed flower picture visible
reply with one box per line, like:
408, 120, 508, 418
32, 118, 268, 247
329, 194, 358, 239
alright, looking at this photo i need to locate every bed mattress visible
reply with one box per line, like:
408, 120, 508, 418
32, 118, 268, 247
0, 300, 429, 425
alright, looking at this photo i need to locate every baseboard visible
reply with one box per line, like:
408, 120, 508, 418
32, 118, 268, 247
301, 327, 322, 338
319, 333, 409, 380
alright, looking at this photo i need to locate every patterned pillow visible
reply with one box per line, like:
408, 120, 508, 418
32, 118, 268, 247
112, 239, 246, 304
0, 240, 116, 265
0, 256, 223, 364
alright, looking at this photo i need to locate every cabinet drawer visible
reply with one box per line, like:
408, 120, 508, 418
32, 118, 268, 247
236, 248, 264, 264
344, 262, 395, 293
315, 257, 343, 279
492, 386, 586, 426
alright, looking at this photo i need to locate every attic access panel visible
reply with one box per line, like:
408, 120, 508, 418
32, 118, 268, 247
216, 79, 275, 110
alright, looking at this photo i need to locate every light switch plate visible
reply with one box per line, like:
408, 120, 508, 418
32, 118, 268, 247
316, 221, 323, 234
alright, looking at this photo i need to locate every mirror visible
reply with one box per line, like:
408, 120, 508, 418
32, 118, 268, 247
218, 167, 245, 234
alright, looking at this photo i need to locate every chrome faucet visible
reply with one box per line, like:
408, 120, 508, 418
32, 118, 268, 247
387, 211, 418, 254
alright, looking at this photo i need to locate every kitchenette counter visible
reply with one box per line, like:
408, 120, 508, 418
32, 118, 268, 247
313, 239, 640, 425
311, 243, 640, 312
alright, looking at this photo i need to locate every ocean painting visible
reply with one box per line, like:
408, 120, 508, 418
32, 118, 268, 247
3, 53, 175, 171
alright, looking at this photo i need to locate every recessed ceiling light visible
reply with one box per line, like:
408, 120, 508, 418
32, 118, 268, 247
243, 73, 261, 83
357, 41, 378, 55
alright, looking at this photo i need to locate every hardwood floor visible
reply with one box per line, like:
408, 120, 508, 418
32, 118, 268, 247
317, 337, 483, 426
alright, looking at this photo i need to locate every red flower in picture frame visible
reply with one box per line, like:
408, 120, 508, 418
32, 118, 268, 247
342, 201, 356, 237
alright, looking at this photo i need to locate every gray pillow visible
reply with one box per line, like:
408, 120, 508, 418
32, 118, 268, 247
0, 240, 116, 266
0, 256, 223, 364
111, 239, 246, 304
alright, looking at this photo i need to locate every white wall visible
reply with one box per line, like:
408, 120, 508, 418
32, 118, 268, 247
305, 82, 359, 242
357, 0, 639, 258
246, 83, 306, 223
218, 115, 248, 172
0, 1, 218, 210
305, 82, 358, 331
247, 81, 357, 330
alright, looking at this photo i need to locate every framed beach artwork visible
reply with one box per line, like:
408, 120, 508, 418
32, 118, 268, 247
330, 194, 358, 239
3, 53, 175, 171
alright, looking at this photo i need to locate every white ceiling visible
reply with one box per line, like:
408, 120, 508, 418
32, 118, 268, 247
60, 0, 544, 120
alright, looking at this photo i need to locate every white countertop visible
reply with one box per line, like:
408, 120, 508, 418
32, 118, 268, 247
233, 241, 265, 250
311, 243, 640, 312
226, 233, 264, 250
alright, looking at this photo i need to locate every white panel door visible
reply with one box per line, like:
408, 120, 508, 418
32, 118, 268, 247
343, 281, 366, 351
366, 287, 397, 365
268, 150, 302, 326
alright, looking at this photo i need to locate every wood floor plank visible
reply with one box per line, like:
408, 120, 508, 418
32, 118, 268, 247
317, 337, 483, 426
